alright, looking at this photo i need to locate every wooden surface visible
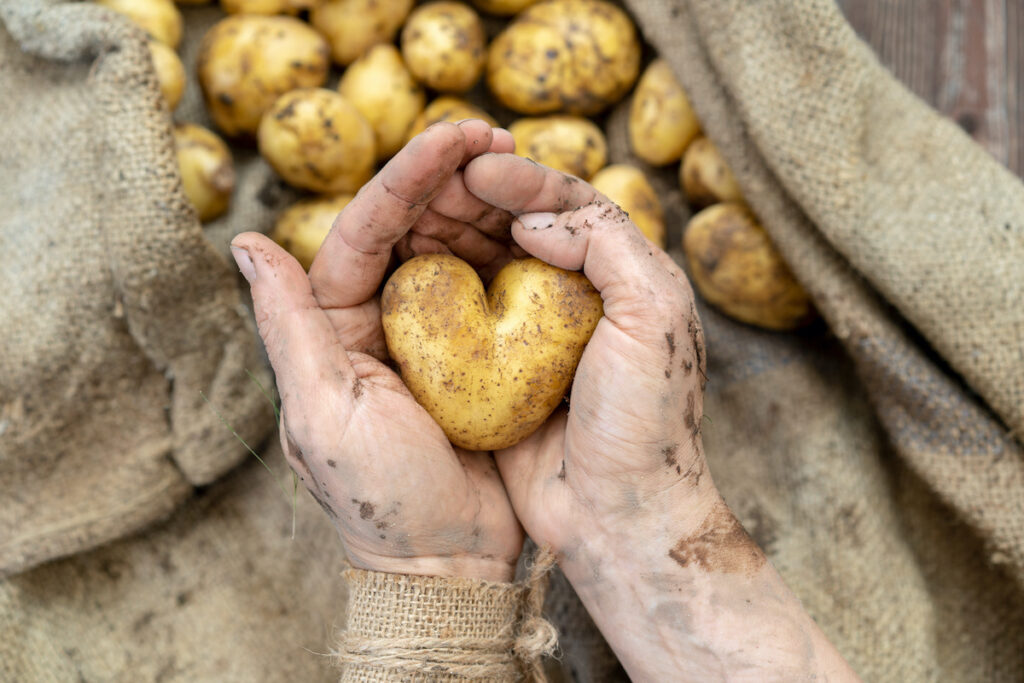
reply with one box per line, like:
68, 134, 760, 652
838, 0, 1023, 176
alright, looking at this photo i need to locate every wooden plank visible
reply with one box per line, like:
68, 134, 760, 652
1008, 0, 1024, 174
837, 0, 1020, 176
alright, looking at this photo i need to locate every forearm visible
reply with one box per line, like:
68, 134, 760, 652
559, 492, 860, 682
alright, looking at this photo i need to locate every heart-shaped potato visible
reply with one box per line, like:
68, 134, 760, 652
381, 255, 603, 451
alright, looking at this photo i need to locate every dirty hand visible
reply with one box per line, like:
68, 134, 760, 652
461, 154, 860, 682
230, 122, 523, 582
460, 152, 720, 565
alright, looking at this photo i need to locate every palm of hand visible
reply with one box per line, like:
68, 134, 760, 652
235, 122, 526, 581
237, 123, 708, 580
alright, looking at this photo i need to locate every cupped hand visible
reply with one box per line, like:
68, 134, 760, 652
397, 150, 859, 683
230, 122, 523, 582
457, 153, 718, 564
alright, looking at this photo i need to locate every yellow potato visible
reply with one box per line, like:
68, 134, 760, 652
683, 203, 814, 331
591, 165, 665, 247
338, 45, 425, 160
311, 0, 413, 66
148, 40, 184, 111
97, 0, 183, 47
258, 88, 376, 194
382, 255, 603, 450
173, 123, 235, 222
680, 135, 743, 208
509, 115, 607, 179
197, 15, 330, 137
487, 0, 640, 115
470, 0, 539, 15
271, 194, 354, 270
629, 59, 701, 166
401, 2, 487, 93
220, 0, 316, 13
405, 97, 498, 143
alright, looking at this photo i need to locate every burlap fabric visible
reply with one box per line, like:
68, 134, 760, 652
339, 569, 537, 681
0, 440, 350, 682
2, 0, 1024, 682
0, 0, 279, 576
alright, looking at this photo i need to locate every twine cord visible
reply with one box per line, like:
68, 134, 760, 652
337, 547, 559, 680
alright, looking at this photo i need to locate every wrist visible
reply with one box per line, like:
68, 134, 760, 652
347, 552, 518, 583
557, 468, 723, 585
550, 491, 857, 682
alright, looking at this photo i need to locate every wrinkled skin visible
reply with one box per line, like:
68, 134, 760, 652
232, 121, 526, 582
231, 119, 708, 582
231, 121, 860, 682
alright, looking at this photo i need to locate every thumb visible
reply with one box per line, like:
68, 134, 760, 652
511, 201, 694, 342
229, 232, 357, 402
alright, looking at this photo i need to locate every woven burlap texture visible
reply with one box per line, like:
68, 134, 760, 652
0, 0, 279, 576
340, 570, 527, 682
0, 440, 351, 682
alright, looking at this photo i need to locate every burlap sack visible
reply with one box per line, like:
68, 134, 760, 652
0, 0, 280, 576
0, 441, 350, 682
3, 0, 1024, 681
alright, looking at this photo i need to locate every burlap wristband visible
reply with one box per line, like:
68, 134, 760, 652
336, 551, 558, 682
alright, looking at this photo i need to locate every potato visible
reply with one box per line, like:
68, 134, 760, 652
487, 0, 640, 115
220, 0, 316, 13
405, 97, 498, 143
97, 0, 183, 47
401, 2, 487, 93
148, 40, 185, 111
311, 0, 413, 66
680, 135, 743, 208
629, 59, 701, 166
683, 203, 814, 331
197, 15, 330, 137
338, 45, 425, 160
591, 165, 665, 247
382, 255, 603, 450
470, 0, 539, 15
258, 88, 376, 194
271, 194, 354, 270
173, 123, 235, 222
509, 115, 607, 179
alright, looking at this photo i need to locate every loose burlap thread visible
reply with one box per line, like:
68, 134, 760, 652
337, 548, 558, 681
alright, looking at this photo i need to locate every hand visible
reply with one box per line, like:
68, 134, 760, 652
229, 122, 523, 582
456, 152, 716, 553
458, 154, 859, 682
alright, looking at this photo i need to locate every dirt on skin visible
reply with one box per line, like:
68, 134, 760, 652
668, 500, 767, 575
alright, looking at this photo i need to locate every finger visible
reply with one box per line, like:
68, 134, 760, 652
230, 232, 356, 400
309, 122, 468, 310
489, 128, 515, 154
411, 208, 512, 267
511, 202, 692, 339
430, 170, 516, 239
456, 119, 495, 165
406, 232, 452, 255
463, 153, 600, 215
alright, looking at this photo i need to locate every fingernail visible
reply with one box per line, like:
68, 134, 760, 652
516, 212, 557, 231
230, 245, 256, 283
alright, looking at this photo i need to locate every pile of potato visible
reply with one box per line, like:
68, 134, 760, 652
101, 0, 813, 331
